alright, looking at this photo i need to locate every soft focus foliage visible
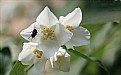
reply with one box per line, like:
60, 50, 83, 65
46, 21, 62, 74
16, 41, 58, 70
1, 0, 121, 75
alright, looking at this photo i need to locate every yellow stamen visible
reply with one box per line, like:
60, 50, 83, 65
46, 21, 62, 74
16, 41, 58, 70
33, 49, 43, 58
41, 27, 55, 40
66, 25, 74, 31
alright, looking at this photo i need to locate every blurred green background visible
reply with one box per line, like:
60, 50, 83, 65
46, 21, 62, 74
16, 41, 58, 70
0, 0, 121, 75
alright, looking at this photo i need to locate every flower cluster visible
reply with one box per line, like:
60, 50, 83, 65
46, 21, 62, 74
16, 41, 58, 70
18, 6, 90, 72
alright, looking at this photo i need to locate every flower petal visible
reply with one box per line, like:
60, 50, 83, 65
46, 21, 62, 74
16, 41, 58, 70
37, 39, 60, 58
66, 27, 90, 49
20, 22, 40, 42
55, 23, 73, 46
58, 57, 70, 72
59, 8, 82, 28
34, 57, 47, 72
36, 6, 59, 27
18, 42, 38, 65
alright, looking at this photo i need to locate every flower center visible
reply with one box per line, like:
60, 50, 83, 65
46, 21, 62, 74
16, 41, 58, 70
41, 28, 55, 40
66, 25, 74, 31
33, 49, 43, 58
40, 25, 56, 40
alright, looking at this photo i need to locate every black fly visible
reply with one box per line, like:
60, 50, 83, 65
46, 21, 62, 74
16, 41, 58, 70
28, 25, 38, 41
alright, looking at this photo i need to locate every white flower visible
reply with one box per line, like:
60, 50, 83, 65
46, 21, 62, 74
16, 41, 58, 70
18, 42, 46, 71
20, 6, 73, 58
50, 47, 70, 72
59, 8, 90, 49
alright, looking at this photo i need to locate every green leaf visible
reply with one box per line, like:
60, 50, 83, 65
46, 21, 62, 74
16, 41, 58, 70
68, 49, 110, 75
0, 47, 12, 75
10, 61, 27, 75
